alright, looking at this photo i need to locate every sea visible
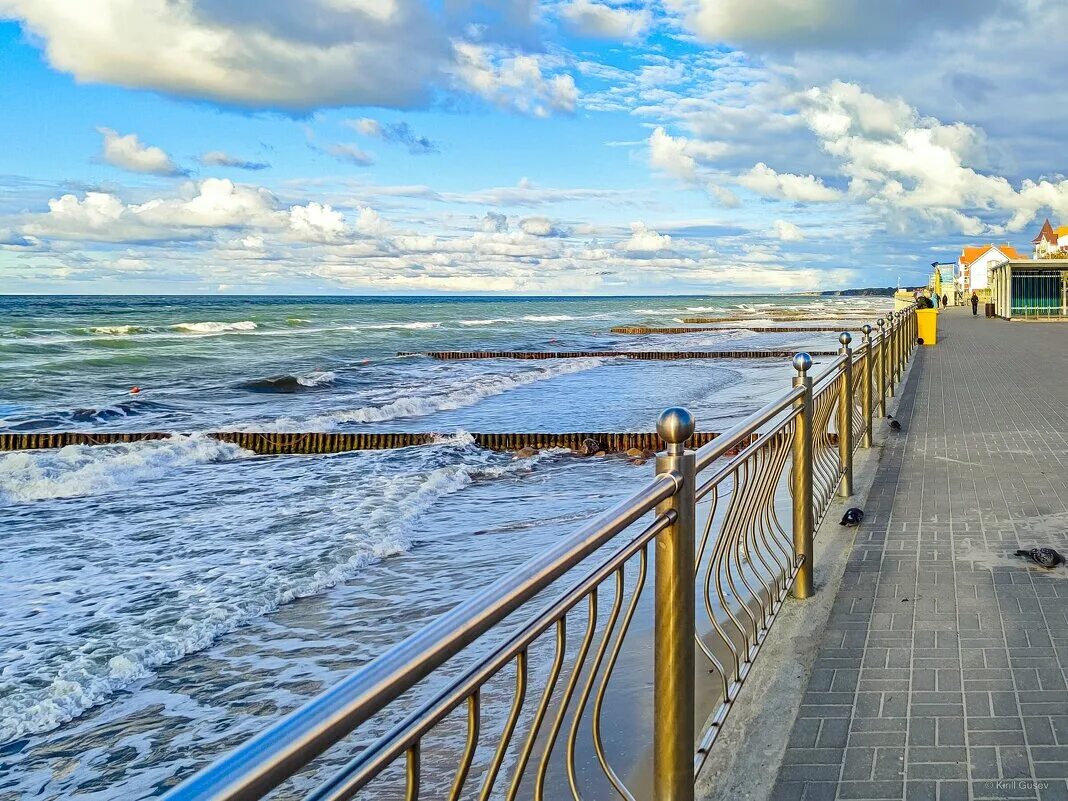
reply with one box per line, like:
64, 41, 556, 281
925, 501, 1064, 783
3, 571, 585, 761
0, 294, 888, 799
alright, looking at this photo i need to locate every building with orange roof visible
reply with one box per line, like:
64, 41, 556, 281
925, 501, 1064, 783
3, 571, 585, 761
957, 243, 1024, 296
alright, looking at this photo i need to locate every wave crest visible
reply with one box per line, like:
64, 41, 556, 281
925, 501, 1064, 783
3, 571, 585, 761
274, 359, 604, 430
172, 321, 258, 333
0, 435, 252, 503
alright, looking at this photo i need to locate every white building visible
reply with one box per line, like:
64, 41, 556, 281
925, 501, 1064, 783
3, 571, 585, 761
957, 243, 1025, 295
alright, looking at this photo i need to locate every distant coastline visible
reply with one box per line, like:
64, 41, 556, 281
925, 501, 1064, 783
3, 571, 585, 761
797, 286, 898, 297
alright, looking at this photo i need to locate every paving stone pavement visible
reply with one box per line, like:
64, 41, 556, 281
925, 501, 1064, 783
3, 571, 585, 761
771, 309, 1068, 801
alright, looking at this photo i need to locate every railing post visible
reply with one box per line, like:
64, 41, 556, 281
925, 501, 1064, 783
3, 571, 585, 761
837, 333, 854, 497
861, 324, 874, 447
875, 318, 887, 417
653, 408, 696, 801
885, 311, 896, 398
895, 309, 904, 380
791, 354, 814, 599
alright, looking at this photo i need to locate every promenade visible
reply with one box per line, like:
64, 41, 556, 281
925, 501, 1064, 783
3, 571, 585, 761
771, 309, 1068, 800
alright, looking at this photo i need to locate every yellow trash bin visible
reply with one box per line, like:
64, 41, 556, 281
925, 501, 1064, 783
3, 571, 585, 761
916, 307, 938, 345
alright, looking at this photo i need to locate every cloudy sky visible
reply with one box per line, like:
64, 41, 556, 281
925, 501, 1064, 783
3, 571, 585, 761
2, 0, 1066, 295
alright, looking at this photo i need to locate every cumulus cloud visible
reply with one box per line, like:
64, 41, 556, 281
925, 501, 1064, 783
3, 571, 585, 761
18, 178, 359, 245
98, 127, 184, 176
452, 43, 578, 117
199, 150, 270, 171
797, 81, 1068, 233
519, 216, 571, 237
347, 118, 438, 154
648, 126, 730, 181
617, 222, 671, 253
737, 162, 842, 202
0, 0, 574, 115
773, 220, 805, 241
561, 0, 652, 40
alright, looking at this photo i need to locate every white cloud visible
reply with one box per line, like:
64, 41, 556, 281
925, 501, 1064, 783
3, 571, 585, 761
617, 221, 671, 253
773, 220, 805, 241
519, 216, 571, 237
0, 0, 573, 115
707, 184, 740, 208
19, 179, 354, 244
324, 143, 375, 167
288, 203, 346, 243
354, 206, 390, 236
452, 43, 577, 117
648, 126, 729, 181
345, 118, 437, 154
98, 127, 183, 176
561, 0, 652, 40
480, 211, 509, 232
199, 150, 270, 171
737, 162, 842, 202
796, 81, 1068, 233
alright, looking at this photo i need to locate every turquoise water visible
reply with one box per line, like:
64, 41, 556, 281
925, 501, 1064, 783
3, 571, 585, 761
0, 294, 887, 798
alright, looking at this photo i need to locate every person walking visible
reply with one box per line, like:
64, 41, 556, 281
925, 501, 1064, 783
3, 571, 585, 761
942, 293, 949, 309
971, 292, 979, 316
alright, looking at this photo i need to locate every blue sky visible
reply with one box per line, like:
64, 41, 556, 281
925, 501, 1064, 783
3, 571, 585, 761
1, 0, 1066, 295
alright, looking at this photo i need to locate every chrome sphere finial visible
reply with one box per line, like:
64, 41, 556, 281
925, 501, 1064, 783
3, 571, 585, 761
839, 331, 853, 347
862, 323, 872, 335
877, 317, 885, 327
792, 352, 812, 374
657, 407, 695, 449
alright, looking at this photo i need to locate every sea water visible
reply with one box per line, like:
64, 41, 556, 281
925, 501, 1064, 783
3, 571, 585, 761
0, 295, 886, 798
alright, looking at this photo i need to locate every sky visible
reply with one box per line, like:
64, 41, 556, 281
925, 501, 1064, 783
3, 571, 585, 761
1, 0, 1067, 295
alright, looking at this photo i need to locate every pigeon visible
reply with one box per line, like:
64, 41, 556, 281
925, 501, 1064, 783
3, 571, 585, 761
840, 507, 864, 526
1015, 548, 1066, 569
887, 415, 902, 431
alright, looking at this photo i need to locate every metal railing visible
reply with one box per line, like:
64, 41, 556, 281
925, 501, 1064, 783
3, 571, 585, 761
163, 306, 917, 801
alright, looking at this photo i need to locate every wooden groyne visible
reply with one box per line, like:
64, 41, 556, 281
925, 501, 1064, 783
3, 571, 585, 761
0, 430, 766, 455
401, 350, 837, 360
680, 317, 876, 325
610, 325, 855, 335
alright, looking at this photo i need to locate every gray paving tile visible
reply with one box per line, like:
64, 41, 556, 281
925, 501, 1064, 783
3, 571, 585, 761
768, 311, 1068, 800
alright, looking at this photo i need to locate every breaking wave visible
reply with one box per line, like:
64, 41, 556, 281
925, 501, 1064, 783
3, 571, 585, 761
172, 321, 258, 333
0, 441, 553, 744
0, 435, 252, 503
238, 370, 338, 394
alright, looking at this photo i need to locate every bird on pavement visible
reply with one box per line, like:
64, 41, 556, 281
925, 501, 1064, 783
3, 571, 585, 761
1015, 547, 1065, 569
840, 507, 864, 526
887, 415, 902, 431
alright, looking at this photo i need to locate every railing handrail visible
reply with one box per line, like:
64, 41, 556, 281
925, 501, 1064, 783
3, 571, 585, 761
163, 308, 918, 801
694, 385, 804, 472
165, 473, 678, 801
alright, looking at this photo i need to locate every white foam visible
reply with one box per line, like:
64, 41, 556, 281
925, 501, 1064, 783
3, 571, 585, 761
0, 436, 252, 503
521, 314, 579, 322
172, 321, 258, 333
275, 359, 604, 430
360, 321, 440, 330
457, 318, 513, 326
90, 325, 141, 335
0, 442, 553, 743
296, 370, 337, 387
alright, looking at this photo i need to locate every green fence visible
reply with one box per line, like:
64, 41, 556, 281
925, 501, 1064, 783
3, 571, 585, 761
1011, 270, 1065, 317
